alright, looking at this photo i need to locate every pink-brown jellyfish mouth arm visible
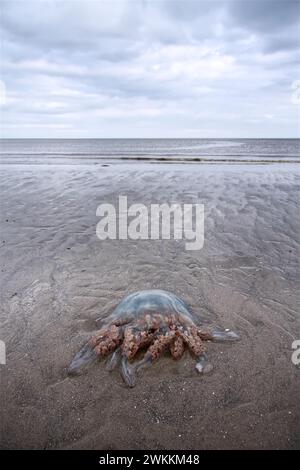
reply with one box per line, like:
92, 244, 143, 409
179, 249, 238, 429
68, 325, 123, 376
169, 335, 184, 360
91, 325, 123, 356
120, 330, 176, 387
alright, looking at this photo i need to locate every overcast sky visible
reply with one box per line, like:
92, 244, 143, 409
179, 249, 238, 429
0, 0, 299, 138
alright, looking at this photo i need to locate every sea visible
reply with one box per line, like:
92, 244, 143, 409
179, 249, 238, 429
0, 138, 299, 164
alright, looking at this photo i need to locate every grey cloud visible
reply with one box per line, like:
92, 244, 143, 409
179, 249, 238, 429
0, 0, 299, 138
227, 0, 300, 53
228, 0, 300, 31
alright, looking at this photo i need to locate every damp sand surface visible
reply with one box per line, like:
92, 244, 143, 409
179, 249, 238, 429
0, 162, 299, 449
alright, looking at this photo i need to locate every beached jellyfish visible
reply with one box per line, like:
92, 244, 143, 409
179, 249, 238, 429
68, 290, 240, 387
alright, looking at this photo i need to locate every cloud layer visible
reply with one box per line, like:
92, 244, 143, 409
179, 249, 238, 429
1, 0, 299, 138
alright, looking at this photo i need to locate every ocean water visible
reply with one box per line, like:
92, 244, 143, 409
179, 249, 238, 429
0, 138, 299, 164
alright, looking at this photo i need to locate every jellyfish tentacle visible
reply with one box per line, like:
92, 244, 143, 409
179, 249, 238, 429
89, 328, 107, 347
120, 329, 176, 387
179, 326, 206, 357
120, 355, 152, 387
89, 325, 116, 347
68, 342, 98, 376
145, 329, 176, 361
91, 325, 123, 357
106, 347, 122, 371
195, 352, 214, 374
121, 324, 158, 360
211, 329, 240, 342
122, 326, 143, 360
197, 328, 214, 342
121, 354, 154, 387
169, 334, 184, 359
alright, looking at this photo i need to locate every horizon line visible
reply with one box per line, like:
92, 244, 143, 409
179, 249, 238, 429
0, 137, 299, 140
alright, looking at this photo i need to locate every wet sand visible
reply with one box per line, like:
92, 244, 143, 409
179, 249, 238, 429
0, 162, 299, 449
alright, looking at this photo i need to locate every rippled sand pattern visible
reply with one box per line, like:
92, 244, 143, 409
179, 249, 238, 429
0, 163, 299, 449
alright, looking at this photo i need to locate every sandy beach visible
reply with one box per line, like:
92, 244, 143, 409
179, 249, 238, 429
0, 162, 299, 449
